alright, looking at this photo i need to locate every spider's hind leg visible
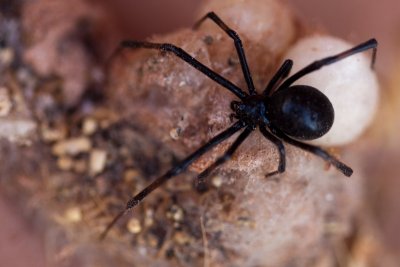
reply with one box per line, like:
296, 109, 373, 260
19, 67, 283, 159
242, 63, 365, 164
269, 127, 353, 177
259, 126, 286, 177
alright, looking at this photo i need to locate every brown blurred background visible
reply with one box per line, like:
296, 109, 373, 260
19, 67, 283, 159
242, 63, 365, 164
1, 0, 399, 266
96, 0, 399, 74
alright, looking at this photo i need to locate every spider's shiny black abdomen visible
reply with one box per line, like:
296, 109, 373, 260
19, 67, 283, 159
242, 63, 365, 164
266, 85, 334, 140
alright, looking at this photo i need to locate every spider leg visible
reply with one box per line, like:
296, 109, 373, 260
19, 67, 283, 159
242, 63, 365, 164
269, 127, 353, 177
259, 126, 286, 177
263, 59, 293, 96
119, 40, 247, 99
194, 12, 256, 95
278, 38, 378, 90
100, 121, 245, 240
195, 126, 253, 190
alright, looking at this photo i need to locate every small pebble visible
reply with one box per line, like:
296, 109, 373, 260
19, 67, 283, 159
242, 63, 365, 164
169, 127, 181, 140
52, 137, 92, 156
167, 205, 184, 222
0, 118, 37, 144
65, 207, 82, 223
57, 156, 73, 171
127, 218, 142, 234
0, 48, 14, 66
82, 117, 98, 135
144, 209, 154, 227
89, 149, 107, 175
0, 87, 12, 116
41, 125, 66, 142
211, 175, 223, 188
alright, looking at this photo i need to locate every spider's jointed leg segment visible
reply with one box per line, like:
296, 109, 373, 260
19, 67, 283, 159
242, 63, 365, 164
269, 127, 353, 177
100, 121, 245, 239
259, 126, 286, 177
263, 59, 293, 96
195, 127, 253, 189
126, 121, 245, 210
278, 38, 378, 90
194, 12, 256, 95
120, 40, 247, 99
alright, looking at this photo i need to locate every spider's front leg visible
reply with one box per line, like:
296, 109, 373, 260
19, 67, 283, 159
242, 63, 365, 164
119, 40, 247, 99
259, 126, 286, 177
263, 59, 293, 96
194, 12, 256, 95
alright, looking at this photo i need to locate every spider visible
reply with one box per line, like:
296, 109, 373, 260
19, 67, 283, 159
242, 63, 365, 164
100, 12, 377, 239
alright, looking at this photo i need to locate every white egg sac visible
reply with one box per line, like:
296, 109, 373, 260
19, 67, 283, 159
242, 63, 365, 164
282, 35, 379, 146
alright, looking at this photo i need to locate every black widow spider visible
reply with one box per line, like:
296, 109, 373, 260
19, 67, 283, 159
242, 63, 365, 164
100, 12, 377, 239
